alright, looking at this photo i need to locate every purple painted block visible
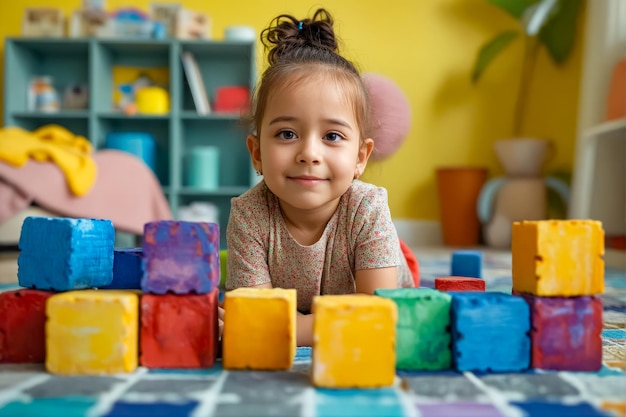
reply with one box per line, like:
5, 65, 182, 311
520, 294, 603, 371
141, 221, 220, 294
416, 402, 505, 417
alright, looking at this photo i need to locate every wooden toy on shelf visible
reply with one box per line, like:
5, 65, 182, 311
22, 8, 65, 38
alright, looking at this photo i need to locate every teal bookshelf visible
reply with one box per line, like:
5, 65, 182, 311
3, 37, 257, 248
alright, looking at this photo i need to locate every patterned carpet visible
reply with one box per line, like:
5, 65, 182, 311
0, 247, 624, 417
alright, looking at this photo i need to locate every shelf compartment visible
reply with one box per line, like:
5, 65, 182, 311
95, 116, 170, 187
179, 41, 255, 113
8, 113, 89, 138
4, 38, 89, 115
181, 119, 252, 189
92, 41, 171, 113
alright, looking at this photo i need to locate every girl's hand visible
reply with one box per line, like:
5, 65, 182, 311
218, 302, 225, 339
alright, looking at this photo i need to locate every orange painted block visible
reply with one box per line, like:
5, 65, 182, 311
512, 220, 604, 296
222, 288, 296, 370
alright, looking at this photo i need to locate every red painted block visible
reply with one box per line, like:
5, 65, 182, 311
520, 294, 602, 371
435, 276, 485, 292
0, 289, 53, 363
140, 289, 218, 368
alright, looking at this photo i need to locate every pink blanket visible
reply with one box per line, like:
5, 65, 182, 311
0, 150, 172, 235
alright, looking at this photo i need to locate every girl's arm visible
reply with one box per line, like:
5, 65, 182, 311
355, 266, 398, 294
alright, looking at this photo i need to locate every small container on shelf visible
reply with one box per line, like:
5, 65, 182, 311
186, 146, 220, 190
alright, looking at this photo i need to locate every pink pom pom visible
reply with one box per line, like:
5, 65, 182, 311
362, 73, 411, 160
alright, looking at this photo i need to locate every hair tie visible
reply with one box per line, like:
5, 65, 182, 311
298, 21, 303, 31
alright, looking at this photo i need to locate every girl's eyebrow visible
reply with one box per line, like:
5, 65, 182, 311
268, 116, 353, 130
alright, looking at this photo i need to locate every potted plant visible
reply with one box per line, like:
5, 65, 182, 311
471, 0, 583, 247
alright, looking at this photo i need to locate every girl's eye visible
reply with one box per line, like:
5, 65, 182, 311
324, 132, 343, 142
277, 130, 297, 140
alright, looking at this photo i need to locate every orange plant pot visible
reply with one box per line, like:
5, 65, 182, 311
436, 167, 488, 247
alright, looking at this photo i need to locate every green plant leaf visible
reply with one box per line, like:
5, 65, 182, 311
522, 0, 559, 36
538, 0, 582, 64
472, 31, 519, 83
487, 0, 540, 19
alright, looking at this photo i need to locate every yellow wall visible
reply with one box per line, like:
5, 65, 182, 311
0, 0, 585, 222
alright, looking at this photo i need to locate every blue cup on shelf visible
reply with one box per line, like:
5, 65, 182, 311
187, 146, 220, 190
105, 132, 156, 172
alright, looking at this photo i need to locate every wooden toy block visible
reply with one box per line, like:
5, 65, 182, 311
46, 290, 138, 375
435, 276, 485, 292
0, 289, 53, 363
222, 288, 296, 370
312, 295, 397, 388
18, 217, 114, 291
451, 250, 482, 278
375, 288, 451, 370
142, 221, 220, 294
520, 294, 602, 371
102, 248, 143, 289
141, 289, 219, 368
512, 220, 604, 296
450, 292, 530, 372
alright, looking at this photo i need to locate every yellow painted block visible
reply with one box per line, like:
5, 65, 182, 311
46, 290, 138, 375
222, 288, 296, 370
312, 295, 397, 388
512, 220, 604, 296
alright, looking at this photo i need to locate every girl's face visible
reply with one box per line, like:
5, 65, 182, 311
248, 74, 373, 215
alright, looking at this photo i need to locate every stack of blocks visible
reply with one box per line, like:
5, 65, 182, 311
0, 217, 221, 374
511, 220, 604, 371
435, 250, 486, 292
140, 221, 220, 368
0, 216, 605, 387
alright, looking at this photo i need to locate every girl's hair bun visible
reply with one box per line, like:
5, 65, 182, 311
262, 8, 338, 66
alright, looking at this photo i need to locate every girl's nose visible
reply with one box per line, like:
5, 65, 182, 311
297, 136, 321, 164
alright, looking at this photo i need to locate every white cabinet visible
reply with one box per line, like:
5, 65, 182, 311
569, 0, 626, 268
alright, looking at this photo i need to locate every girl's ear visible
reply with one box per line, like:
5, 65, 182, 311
355, 138, 374, 179
247, 133, 262, 172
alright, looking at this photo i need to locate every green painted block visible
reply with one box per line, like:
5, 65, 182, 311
220, 250, 228, 288
375, 288, 451, 370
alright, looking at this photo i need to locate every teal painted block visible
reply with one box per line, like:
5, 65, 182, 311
375, 288, 452, 370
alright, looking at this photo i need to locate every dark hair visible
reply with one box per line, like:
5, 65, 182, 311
244, 8, 371, 142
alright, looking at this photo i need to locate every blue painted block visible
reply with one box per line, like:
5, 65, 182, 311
102, 248, 143, 289
18, 217, 114, 291
451, 250, 483, 278
450, 292, 530, 372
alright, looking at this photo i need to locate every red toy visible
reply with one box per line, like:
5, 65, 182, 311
140, 289, 219, 368
0, 289, 53, 363
435, 276, 485, 292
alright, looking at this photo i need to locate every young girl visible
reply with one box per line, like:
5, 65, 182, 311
224, 8, 414, 346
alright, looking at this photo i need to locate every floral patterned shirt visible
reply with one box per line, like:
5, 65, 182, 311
226, 180, 414, 312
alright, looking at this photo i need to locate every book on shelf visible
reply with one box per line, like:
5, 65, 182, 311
180, 51, 211, 114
